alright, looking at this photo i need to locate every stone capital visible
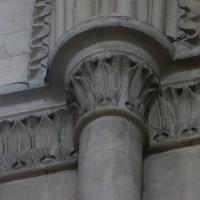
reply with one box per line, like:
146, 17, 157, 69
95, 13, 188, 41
65, 54, 159, 121
49, 16, 173, 150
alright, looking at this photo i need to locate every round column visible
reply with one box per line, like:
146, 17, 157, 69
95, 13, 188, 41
77, 113, 146, 200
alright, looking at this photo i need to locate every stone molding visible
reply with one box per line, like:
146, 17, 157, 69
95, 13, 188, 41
1, 1, 197, 92
73, 106, 149, 152
28, 0, 52, 80
49, 16, 173, 84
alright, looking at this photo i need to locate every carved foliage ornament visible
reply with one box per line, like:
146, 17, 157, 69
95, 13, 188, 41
0, 109, 74, 173
148, 84, 200, 144
65, 55, 160, 120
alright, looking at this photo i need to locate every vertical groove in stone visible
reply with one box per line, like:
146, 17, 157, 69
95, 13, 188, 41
110, 0, 117, 14
148, 0, 153, 24
72, 0, 77, 28
101, 0, 111, 15
117, 0, 137, 17
94, 0, 101, 15
76, 0, 95, 23
55, 0, 66, 40
132, 0, 137, 18
65, 0, 75, 31
165, 0, 179, 38
50, 0, 56, 48
136, 0, 148, 22
151, 0, 167, 33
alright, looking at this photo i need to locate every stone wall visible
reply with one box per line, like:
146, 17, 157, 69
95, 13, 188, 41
0, 1, 200, 200
1, 0, 199, 84
0, 0, 33, 85
144, 145, 200, 200
0, 170, 77, 200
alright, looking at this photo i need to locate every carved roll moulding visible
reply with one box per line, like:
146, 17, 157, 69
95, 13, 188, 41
28, 0, 53, 79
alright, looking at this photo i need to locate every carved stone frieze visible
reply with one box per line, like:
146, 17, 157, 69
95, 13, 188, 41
28, 0, 52, 79
0, 109, 75, 175
65, 54, 159, 120
148, 83, 200, 149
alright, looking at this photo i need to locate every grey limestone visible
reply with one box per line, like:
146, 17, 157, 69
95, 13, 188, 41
0, 170, 77, 200
143, 145, 200, 200
78, 116, 144, 200
0, 1, 200, 200
5, 30, 31, 57
0, 0, 33, 85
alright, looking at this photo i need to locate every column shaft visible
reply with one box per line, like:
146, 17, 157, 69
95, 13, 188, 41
77, 116, 144, 200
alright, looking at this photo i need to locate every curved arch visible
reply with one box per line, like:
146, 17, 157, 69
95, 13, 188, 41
48, 16, 174, 85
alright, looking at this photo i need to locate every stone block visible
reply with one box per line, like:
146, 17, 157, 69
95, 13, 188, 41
0, 170, 77, 200
143, 145, 200, 200
5, 30, 31, 56
0, 54, 28, 85
0, 0, 33, 34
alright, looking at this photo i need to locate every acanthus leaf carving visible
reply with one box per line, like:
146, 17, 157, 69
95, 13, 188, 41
148, 83, 200, 146
0, 109, 75, 174
148, 94, 176, 143
66, 54, 160, 121
174, 86, 200, 136
128, 63, 160, 119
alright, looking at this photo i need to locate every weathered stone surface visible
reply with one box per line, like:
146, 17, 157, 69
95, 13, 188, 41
0, 170, 77, 200
0, 1, 200, 200
62, 16, 165, 200
66, 54, 159, 120
78, 116, 144, 200
5, 30, 31, 56
0, 0, 33, 85
0, 54, 28, 85
143, 145, 200, 200
0, 108, 75, 177
0, 0, 32, 33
